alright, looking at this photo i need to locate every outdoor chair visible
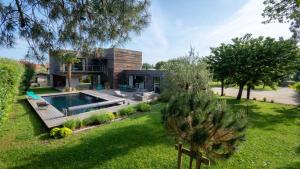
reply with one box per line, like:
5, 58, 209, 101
114, 90, 126, 98
26, 91, 41, 100
36, 101, 49, 110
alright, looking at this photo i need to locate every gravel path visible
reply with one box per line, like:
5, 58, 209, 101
212, 87, 299, 106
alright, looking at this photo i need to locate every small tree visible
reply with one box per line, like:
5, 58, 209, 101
155, 61, 166, 70
142, 63, 153, 70
206, 44, 234, 96
58, 52, 80, 91
161, 48, 247, 168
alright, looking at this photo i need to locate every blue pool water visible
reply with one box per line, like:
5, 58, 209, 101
42, 93, 106, 115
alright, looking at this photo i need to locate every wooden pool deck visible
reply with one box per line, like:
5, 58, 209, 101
27, 90, 141, 128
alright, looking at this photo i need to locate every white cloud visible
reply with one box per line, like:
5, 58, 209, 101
203, 0, 292, 53
128, 0, 292, 64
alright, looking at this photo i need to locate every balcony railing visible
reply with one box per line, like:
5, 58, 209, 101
52, 64, 107, 73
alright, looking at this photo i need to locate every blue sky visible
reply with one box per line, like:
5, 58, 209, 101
0, 0, 292, 64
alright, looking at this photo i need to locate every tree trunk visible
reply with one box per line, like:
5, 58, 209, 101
236, 84, 244, 100
246, 84, 251, 100
67, 63, 72, 92
221, 79, 224, 96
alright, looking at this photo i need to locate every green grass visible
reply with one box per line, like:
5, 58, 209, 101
209, 82, 279, 91
0, 92, 299, 169
29, 87, 60, 94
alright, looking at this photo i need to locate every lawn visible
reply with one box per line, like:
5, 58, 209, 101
209, 82, 279, 91
0, 90, 299, 169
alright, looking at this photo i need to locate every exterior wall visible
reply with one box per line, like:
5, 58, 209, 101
49, 48, 143, 89
37, 75, 48, 86
112, 48, 142, 89
122, 70, 164, 91
49, 51, 62, 75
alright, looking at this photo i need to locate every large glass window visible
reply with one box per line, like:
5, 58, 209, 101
153, 77, 160, 93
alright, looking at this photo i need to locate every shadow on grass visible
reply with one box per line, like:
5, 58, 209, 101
17, 98, 48, 137
9, 113, 171, 169
248, 107, 300, 130
30, 87, 60, 94
276, 162, 300, 169
222, 98, 300, 130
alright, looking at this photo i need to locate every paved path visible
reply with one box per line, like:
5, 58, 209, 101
212, 87, 299, 106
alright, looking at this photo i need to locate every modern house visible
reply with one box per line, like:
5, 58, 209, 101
49, 48, 164, 92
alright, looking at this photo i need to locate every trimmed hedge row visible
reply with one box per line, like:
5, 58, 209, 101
0, 58, 24, 125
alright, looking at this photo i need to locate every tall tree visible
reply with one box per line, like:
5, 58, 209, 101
0, 0, 150, 61
262, 0, 300, 41
55, 51, 79, 92
154, 61, 166, 70
207, 34, 300, 100
206, 44, 234, 96
142, 63, 153, 70
161, 49, 247, 166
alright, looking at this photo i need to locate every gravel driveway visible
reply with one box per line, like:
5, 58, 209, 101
212, 87, 299, 106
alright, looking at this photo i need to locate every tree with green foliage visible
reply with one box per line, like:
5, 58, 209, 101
0, 0, 150, 62
207, 34, 300, 100
56, 51, 80, 91
206, 44, 234, 96
142, 63, 153, 70
161, 49, 247, 166
262, 0, 300, 41
154, 61, 166, 70
21, 63, 35, 92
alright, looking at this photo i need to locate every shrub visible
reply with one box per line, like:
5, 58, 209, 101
63, 119, 77, 130
253, 97, 256, 100
50, 128, 61, 139
83, 115, 98, 126
135, 103, 151, 112
96, 113, 114, 124
0, 58, 24, 126
59, 127, 73, 138
113, 112, 119, 118
63, 119, 83, 130
106, 112, 115, 120
76, 119, 83, 128
83, 113, 115, 126
50, 127, 73, 138
263, 97, 267, 102
118, 106, 136, 116
270, 100, 274, 103
293, 82, 300, 91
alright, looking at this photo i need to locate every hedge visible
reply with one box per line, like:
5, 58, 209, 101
0, 58, 24, 126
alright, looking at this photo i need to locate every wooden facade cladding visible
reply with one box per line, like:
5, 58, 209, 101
49, 48, 142, 89
112, 48, 142, 88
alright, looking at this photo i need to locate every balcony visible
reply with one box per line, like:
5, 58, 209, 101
52, 64, 107, 74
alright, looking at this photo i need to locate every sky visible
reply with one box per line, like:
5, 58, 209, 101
0, 0, 292, 64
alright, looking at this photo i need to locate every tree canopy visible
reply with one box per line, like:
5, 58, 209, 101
154, 61, 166, 70
207, 34, 300, 100
0, 0, 150, 61
262, 0, 300, 41
142, 63, 153, 70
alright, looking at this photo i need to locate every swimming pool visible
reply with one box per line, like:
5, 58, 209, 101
42, 93, 107, 115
